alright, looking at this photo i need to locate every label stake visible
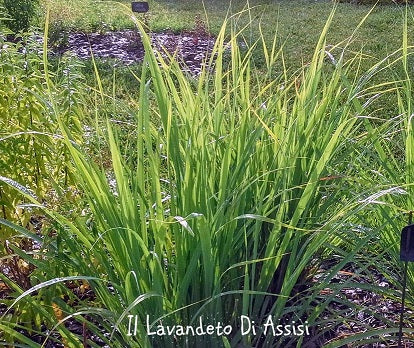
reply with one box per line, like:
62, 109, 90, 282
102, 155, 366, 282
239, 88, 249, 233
399, 211, 413, 347
131, 2, 149, 13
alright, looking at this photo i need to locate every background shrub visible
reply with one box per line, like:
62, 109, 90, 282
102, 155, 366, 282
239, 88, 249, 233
2, 0, 39, 32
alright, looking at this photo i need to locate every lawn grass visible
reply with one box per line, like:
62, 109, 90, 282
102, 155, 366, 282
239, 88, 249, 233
44, 0, 414, 67
40, 0, 414, 124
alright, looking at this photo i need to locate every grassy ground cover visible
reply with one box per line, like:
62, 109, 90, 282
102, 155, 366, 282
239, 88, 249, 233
43, 0, 414, 65
43, 0, 414, 118
1, 1, 414, 347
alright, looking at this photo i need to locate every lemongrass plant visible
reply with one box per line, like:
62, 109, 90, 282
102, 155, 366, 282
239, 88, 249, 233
1, 4, 412, 347
303, 6, 414, 347
319, 7, 414, 347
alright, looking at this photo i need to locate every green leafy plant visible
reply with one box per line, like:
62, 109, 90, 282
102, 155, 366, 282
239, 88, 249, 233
2, 0, 39, 32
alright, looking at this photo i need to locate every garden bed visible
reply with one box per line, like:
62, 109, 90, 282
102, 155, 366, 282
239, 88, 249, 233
56, 30, 217, 74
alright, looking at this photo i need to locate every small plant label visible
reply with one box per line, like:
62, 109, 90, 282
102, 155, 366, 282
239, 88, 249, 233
131, 2, 149, 13
400, 224, 414, 262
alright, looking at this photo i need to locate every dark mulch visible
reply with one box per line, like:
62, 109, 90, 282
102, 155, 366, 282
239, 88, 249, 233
56, 29, 217, 75
311, 262, 414, 347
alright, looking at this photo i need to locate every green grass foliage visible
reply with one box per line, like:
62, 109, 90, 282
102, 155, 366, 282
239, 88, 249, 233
0, 34, 85, 243
1, 3, 414, 348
